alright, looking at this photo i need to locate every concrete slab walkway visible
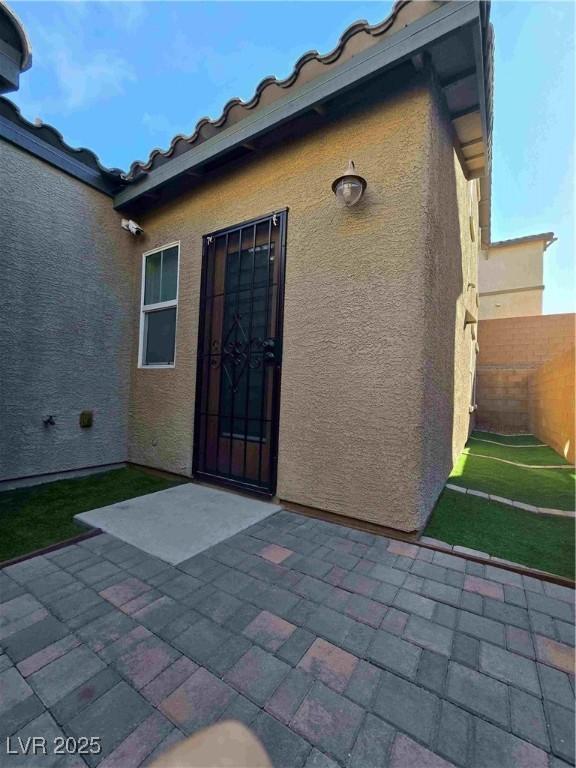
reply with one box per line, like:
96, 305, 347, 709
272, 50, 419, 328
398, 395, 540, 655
1, 510, 574, 768
75, 483, 280, 564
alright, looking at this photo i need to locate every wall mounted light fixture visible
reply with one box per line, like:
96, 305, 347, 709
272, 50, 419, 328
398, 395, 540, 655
332, 160, 367, 207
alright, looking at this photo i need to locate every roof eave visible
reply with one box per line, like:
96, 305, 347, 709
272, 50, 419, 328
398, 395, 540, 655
0, 98, 126, 195
0, 1, 32, 94
114, 0, 487, 211
489, 232, 556, 251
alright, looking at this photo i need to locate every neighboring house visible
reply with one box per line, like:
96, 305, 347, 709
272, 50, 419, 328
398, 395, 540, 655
0, 0, 494, 533
479, 232, 556, 319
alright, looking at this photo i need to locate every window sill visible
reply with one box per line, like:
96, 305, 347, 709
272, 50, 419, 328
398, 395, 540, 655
138, 364, 175, 370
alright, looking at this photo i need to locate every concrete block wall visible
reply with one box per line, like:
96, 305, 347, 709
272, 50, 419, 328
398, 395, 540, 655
475, 367, 531, 432
529, 348, 575, 464
476, 313, 575, 437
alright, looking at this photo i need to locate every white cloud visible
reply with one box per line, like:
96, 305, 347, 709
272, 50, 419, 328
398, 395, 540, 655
50, 45, 135, 111
16, 2, 137, 115
102, 1, 147, 32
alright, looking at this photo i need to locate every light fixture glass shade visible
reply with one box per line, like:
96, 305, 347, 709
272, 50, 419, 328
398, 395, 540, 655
332, 160, 367, 207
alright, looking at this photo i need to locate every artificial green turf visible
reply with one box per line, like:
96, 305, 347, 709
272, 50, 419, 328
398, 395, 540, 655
450, 453, 575, 510
465, 439, 569, 466
471, 431, 543, 446
425, 489, 575, 579
0, 468, 185, 562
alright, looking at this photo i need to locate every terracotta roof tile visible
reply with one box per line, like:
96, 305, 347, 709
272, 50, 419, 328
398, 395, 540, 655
126, 0, 443, 180
0, 96, 125, 180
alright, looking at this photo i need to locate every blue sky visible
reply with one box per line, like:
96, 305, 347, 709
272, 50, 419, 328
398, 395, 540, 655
10, 1, 574, 314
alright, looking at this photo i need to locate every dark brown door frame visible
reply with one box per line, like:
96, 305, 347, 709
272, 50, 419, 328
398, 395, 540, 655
192, 209, 288, 496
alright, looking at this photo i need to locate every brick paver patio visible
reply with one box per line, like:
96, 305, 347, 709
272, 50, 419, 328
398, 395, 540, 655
1, 510, 574, 767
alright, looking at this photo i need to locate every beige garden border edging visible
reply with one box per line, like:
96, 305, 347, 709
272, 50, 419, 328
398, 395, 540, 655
474, 429, 542, 439
282, 499, 575, 588
469, 435, 547, 448
445, 483, 575, 518
462, 451, 575, 470
417, 533, 575, 588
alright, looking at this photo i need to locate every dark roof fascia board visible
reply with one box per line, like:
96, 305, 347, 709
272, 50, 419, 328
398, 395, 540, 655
479, 285, 545, 297
470, 13, 488, 167
0, 1, 32, 71
115, 0, 481, 209
489, 233, 555, 249
0, 46, 19, 91
0, 112, 114, 194
0, 36, 21, 65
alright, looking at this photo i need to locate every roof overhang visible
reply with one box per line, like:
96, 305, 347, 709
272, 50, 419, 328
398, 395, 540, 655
0, 1, 32, 94
489, 232, 556, 251
0, 97, 126, 194
115, 0, 492, 212
0, 106, 115, 193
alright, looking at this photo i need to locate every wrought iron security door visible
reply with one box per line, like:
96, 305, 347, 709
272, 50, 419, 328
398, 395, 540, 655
193, 210, 287, 495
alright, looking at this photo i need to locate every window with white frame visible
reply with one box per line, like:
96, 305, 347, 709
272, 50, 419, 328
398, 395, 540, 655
139, 244, 179, 367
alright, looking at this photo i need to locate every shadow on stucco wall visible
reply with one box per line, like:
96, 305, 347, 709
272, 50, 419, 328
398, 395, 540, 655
418, 73, 476, 529
0, 141, 136, 484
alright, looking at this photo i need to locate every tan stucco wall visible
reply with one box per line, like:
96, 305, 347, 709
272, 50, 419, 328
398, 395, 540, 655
479, 240, 545, 319
419, 82, 479, 520
529, 348, 575, 464
128, 75, 477, 531
479, 288, 543, 320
